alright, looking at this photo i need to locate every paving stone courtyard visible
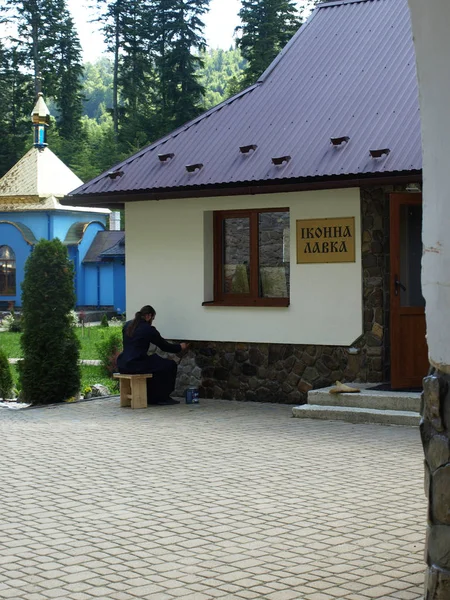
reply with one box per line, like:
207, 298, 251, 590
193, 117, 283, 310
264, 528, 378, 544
0, 398, 426, 600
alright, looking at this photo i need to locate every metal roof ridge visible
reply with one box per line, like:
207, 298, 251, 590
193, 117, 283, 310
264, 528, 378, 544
315, 0, 372, 7
100, 234, 125, 255
258, 0, 375, 84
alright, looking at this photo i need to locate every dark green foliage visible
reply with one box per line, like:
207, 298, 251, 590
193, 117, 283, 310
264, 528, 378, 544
237, 0, 301, 87
153, 0, 210, 132
100, 314, 109, 328
82, 59, 114, 120
0, 0, 84, 175
117, 1, 157, 147
20, 239, 81, 404
7, 0, 84, 132
8, 316, 22, 333
93, 0, 211, 148
68, 113, 127, 181
51, 8, 84, 140
78, 48, 246, 138
96, 331, 122, 378
0, 41, 34, 176
94, 0, 144, 141
0, 348, 13, 400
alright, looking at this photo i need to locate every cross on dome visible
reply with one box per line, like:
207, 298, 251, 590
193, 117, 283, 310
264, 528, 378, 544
31, 93, 50, 149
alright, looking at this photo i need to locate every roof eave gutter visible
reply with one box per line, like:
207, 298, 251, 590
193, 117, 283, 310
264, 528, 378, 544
62, 171, 423, 210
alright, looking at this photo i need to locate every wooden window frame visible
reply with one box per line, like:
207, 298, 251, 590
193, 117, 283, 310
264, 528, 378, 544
203, 208, 290, 308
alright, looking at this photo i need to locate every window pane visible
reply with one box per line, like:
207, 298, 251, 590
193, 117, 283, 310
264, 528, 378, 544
399, 204, 424, 307
0, 262, 16, 295
0, 246, 16, 295
0, 245, 15, 260
223, 217, 250, 294
259, 211, 290, 298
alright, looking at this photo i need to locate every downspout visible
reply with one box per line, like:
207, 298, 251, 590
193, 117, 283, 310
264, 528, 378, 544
97, 265, 101, 309
73, 248, 78, 307
46, 212, 52, 239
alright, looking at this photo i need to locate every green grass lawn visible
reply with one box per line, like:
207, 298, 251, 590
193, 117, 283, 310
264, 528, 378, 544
80, 364, 119, 394
0, 325, 123, 360
1, 326, 123, 398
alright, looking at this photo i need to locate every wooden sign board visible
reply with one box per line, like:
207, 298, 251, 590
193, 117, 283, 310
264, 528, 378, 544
296, 217, 356, 264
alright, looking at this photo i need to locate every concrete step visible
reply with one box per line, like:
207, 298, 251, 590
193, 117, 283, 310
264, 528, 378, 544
292, 383, 422, 426
292, 404, 421, 426
308, 386, 421, 412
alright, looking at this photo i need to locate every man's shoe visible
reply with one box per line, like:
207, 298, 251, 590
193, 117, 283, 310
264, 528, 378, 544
149, 398, 180, 406
159, 398, 180, 405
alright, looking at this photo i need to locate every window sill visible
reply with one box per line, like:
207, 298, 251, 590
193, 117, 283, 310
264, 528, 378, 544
202, 298, 290, 308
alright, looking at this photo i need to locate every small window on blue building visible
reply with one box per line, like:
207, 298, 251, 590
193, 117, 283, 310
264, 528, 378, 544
0, 246, 16, 296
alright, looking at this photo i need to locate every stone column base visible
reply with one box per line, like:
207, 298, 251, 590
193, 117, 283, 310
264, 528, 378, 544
422, 370, 450, 600
425, 566, 450, 599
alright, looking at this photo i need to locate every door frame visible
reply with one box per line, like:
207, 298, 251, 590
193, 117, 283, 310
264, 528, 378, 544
389, 193, 427, 389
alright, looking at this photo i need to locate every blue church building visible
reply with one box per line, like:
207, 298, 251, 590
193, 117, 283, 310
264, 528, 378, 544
0, 94, 125, 313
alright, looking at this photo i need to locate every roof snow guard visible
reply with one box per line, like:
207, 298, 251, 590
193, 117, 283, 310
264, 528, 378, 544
66, 0, 421, 207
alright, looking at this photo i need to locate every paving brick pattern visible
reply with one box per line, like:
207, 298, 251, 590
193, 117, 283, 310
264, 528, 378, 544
0, 398, 426, 599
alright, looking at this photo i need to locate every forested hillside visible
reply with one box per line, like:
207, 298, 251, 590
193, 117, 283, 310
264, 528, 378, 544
199, 48, 247, 109
82, 49, 246, 122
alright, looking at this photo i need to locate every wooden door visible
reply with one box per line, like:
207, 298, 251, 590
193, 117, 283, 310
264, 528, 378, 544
390, 194, 428, 389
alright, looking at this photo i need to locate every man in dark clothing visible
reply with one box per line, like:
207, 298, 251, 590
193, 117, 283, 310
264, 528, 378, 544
117, 305, 188, 406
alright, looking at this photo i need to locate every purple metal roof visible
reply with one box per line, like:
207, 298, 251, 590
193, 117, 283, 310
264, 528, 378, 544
69, 0, 421, 203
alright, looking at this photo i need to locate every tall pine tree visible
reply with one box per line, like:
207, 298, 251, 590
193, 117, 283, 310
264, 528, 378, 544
150, 0, 210, 134
151, 0, 179, 135
94, 0, 210, 147
94, 0, 157, 147
49, 2, 84, 139
94, 0, 129, 140
118, 0, 157, 148
0, 41, 33, 175
236, 0, 301, 87
164, 0, 210, 129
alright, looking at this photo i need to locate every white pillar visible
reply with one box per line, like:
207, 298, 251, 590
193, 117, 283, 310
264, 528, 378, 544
408, 4, 450, 595
408, 0, 450, 373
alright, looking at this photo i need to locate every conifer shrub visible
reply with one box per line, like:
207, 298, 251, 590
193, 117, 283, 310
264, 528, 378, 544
8, 317, 23, 332
96, 332, 122, 379
20, 239, 81, 405
100, 313, 109, 327
0, 348, 13, 400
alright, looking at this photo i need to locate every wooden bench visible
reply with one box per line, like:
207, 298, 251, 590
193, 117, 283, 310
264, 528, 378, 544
113, 373, 153, 409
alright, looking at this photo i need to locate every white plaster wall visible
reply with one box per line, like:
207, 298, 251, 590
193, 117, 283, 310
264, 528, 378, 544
125, 188, 362, 346
409, 0, 450, 372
